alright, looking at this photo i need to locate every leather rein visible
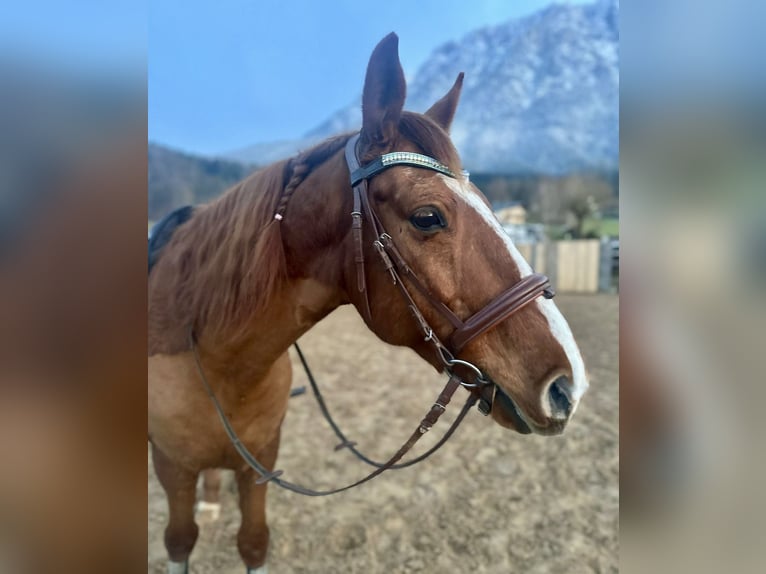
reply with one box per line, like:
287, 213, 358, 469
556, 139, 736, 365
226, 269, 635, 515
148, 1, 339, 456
190, 133, 554, 496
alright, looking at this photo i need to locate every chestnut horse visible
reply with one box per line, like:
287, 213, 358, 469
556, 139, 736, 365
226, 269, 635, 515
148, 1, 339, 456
149, 33, 588, 573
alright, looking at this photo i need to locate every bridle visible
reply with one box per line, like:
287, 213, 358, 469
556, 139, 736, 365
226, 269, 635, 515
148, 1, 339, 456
190, 132, 555, 496
344, 133, 554, 414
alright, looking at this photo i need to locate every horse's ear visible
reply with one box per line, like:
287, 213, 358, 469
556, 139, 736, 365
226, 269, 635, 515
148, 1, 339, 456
425, 73, 464, 133
361, 33, 406, 151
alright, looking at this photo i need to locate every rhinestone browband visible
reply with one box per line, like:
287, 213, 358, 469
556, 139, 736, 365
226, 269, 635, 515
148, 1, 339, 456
380, 152, 455, 176
350, 150, 457, 186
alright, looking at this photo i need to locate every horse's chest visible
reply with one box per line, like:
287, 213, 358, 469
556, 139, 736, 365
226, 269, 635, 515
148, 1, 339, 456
148, 352, 290, 470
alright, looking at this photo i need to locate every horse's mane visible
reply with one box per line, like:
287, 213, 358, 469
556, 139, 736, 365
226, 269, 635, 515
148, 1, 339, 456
162, 133, 352, 340
160, 112, 457, 341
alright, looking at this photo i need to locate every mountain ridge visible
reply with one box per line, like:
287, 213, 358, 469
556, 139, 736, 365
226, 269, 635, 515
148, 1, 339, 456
227, 0, 618, 174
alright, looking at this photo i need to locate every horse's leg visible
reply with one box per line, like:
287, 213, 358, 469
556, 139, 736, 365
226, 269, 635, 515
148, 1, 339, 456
202, 469, 222, 503
196, 469, 222, 523
235, 429, 281, 574
151, 444, 199, 574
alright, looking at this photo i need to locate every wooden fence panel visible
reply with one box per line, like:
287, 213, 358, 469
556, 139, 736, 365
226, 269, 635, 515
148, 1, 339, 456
555, 239, 600, 292
516, 240, 600, 293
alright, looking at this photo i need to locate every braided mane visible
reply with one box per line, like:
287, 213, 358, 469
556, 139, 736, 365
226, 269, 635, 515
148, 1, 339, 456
275, 133, 352, 219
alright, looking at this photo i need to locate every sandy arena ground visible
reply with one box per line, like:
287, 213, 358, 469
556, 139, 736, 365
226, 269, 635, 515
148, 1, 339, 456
148, 294, 618, 573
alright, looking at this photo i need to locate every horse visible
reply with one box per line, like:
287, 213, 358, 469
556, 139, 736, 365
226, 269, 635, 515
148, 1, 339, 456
148, 33, 588, 574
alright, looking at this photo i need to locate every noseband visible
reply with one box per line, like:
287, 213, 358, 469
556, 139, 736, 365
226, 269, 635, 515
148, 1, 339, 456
189, 132, 555, 496
344, 133, 554, 414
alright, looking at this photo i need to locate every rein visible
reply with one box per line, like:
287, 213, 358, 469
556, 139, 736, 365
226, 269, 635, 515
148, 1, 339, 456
191, 331, 472, 496
190, 132, 555, 496
292, 342, 476, 470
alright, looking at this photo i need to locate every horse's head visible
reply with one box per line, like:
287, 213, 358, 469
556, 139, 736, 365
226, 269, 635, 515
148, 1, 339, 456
347, 34, 588, 435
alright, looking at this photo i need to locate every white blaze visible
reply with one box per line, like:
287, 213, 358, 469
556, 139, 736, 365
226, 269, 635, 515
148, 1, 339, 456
439, 175, 589, 407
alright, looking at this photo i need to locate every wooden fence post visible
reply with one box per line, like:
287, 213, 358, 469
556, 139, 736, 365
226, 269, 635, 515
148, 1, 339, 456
599, 236, 613, 293
546, 240, 558, 291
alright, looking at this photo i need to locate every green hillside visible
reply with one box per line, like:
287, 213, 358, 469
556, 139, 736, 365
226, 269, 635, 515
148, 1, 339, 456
148, 143, 257, 221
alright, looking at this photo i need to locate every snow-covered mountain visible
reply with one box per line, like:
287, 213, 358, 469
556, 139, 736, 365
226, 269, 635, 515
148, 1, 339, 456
228, 0, 618, 174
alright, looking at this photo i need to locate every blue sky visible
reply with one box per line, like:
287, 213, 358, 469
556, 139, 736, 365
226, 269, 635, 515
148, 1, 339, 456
0, 1, 145, 70
149, 0, 591, 156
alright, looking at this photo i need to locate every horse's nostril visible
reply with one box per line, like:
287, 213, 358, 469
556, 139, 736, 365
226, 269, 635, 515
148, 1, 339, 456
548, 376, 573, 418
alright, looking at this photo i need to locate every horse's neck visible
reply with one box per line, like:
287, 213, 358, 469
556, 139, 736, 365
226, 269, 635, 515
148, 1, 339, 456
199, 278, 345, 387
197, 153, 353, 387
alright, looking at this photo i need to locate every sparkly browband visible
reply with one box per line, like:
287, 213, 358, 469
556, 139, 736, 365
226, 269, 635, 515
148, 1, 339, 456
350, 151, 456, 186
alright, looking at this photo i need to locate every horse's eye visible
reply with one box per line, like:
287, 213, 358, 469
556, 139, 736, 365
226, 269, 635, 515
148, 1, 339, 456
409, 206, 446, 232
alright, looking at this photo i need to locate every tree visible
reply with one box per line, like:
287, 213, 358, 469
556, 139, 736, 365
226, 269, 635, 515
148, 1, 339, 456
561, 174, 614, 238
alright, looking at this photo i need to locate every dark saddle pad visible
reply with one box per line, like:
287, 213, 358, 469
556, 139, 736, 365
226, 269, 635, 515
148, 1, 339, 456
148, 205, 194, 273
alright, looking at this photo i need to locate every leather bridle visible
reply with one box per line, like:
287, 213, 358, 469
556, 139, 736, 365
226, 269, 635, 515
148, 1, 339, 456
344, 133, 554, 414
189, 132, 555, 496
